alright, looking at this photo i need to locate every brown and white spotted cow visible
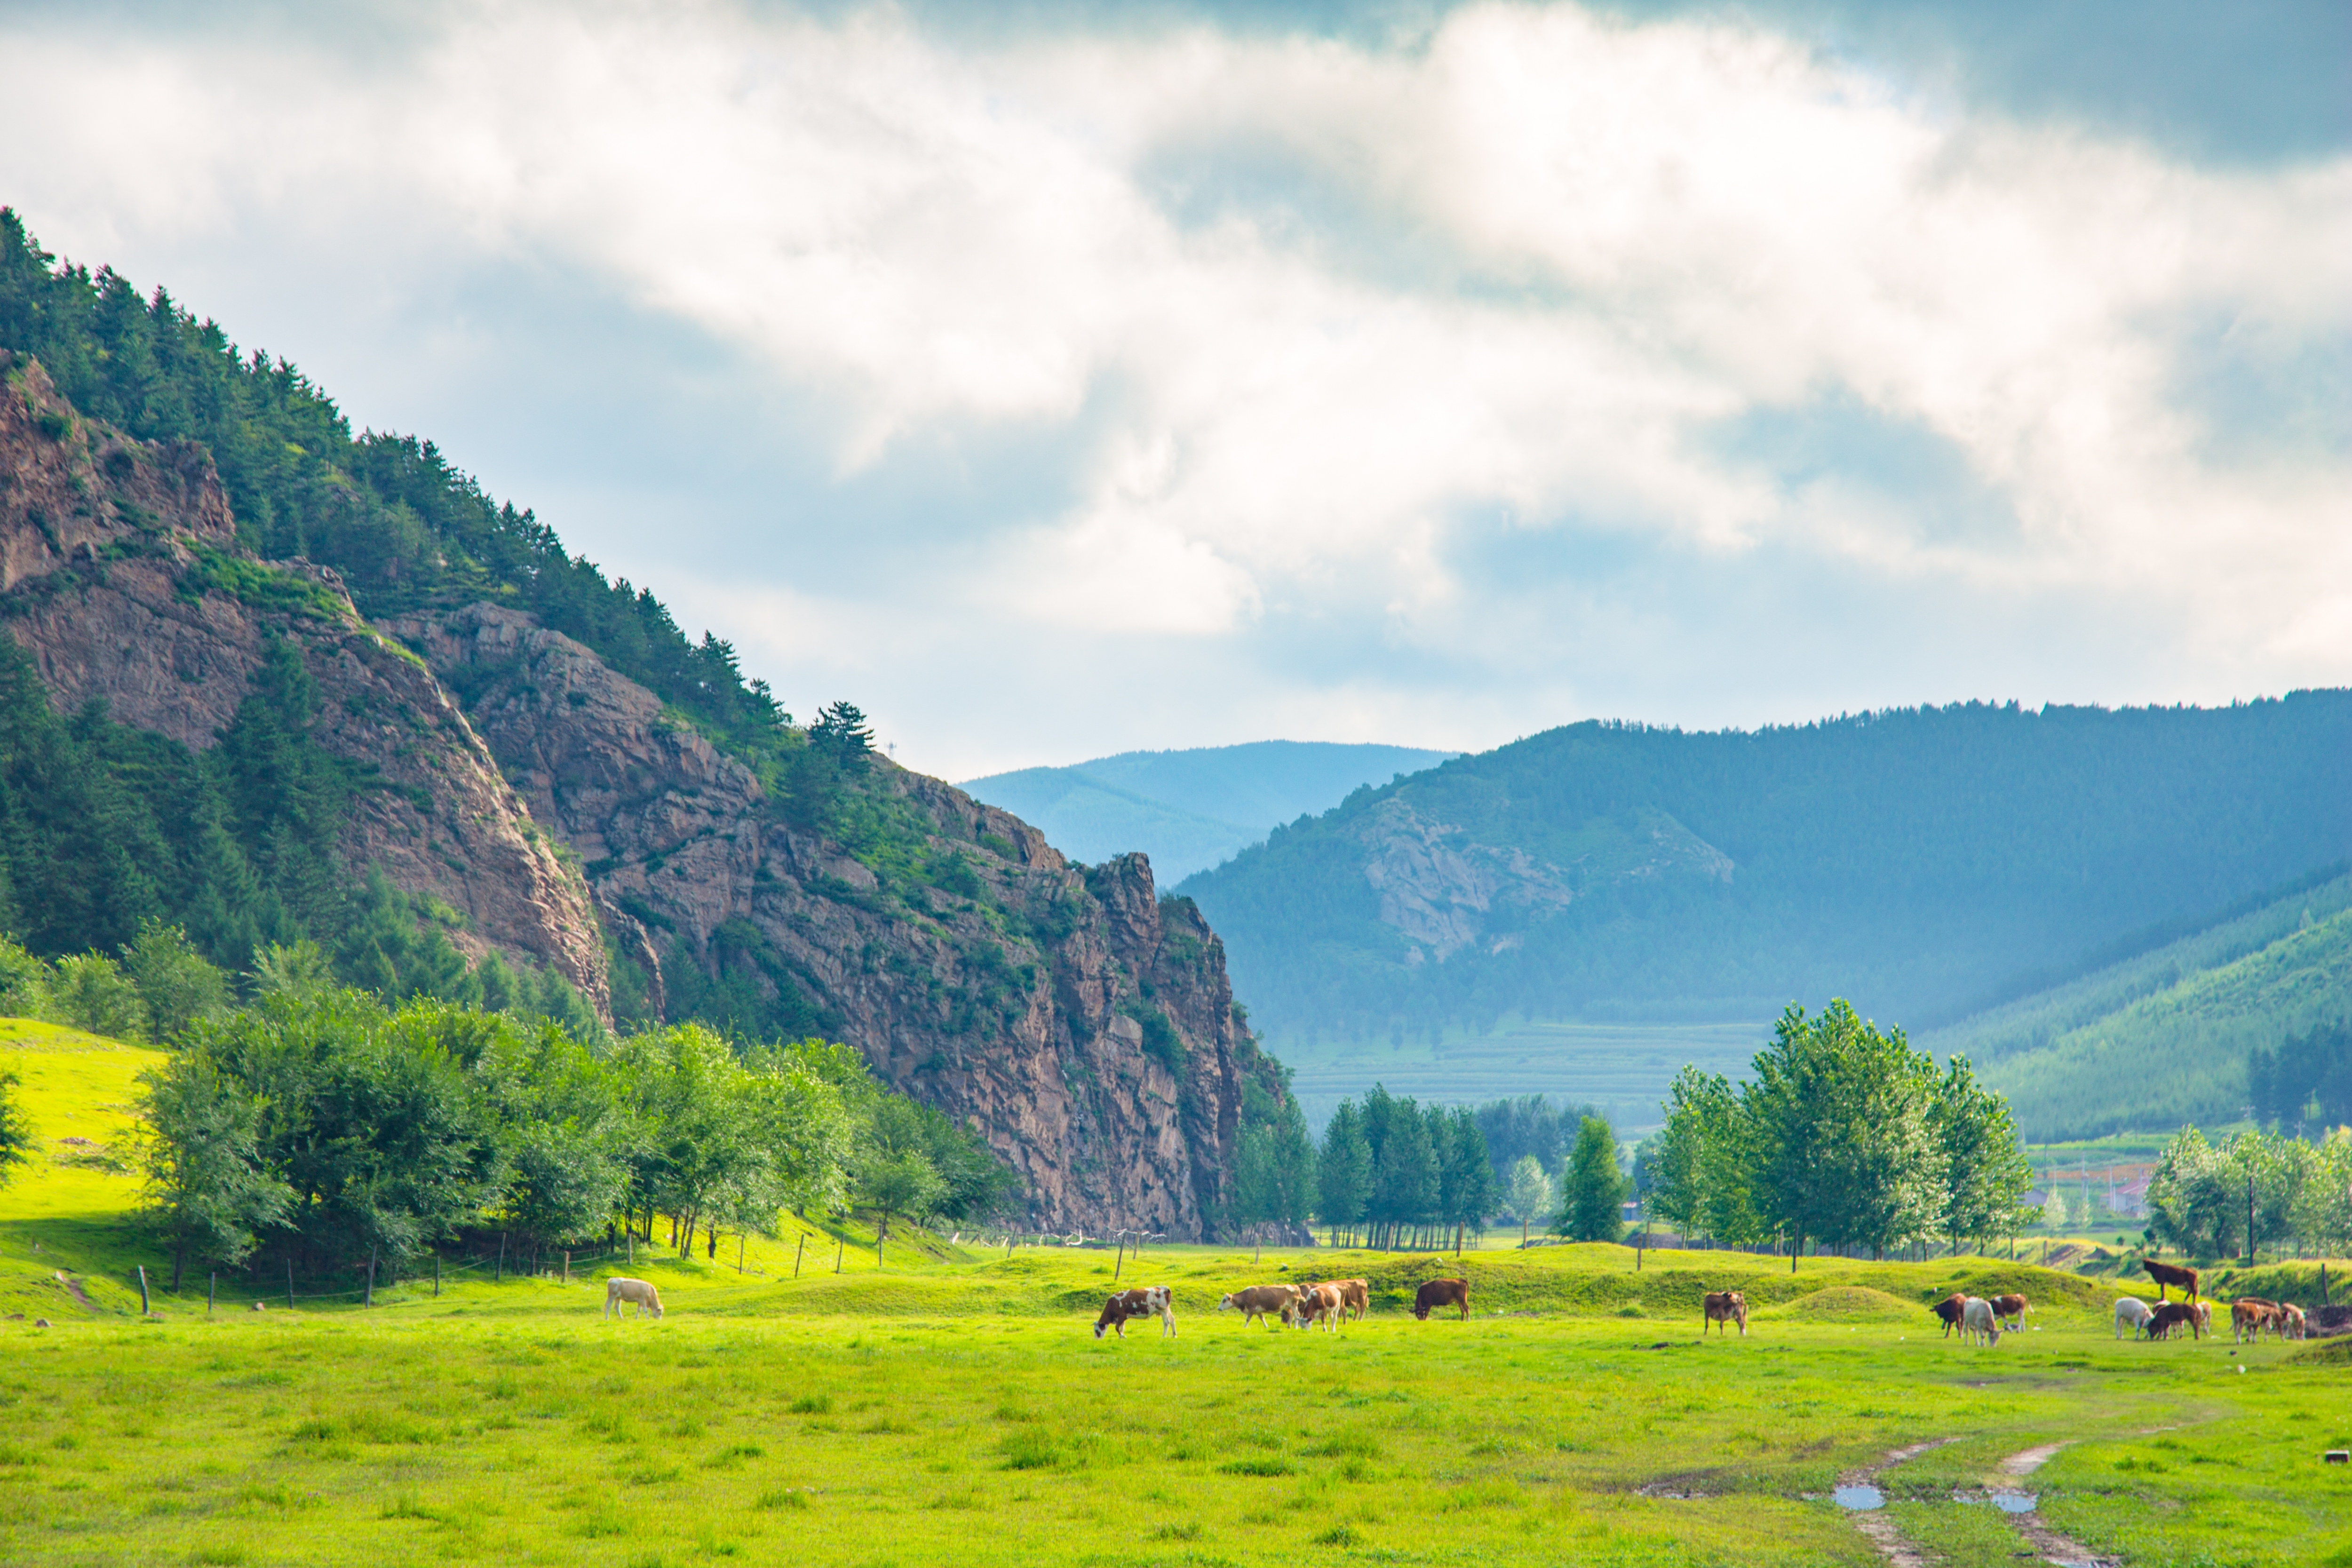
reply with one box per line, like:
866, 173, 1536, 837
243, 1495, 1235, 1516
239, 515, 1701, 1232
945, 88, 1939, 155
1094, 1285, 1176, 1339
1703, 1290, 1748, 1337
1217, 1284, 1301, 1329
1988, 1294, 2029, 1330
1292, 1282, 1345, 1332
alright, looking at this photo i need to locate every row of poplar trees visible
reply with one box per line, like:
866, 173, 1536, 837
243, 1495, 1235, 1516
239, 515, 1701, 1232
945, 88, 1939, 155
1644, 1000, 2035, 1266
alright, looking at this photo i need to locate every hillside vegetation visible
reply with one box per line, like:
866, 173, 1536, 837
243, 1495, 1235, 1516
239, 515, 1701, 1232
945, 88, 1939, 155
1181, 703, 2352, 1056
1934, 872, 2352, 1138
964, 740, 1454, 883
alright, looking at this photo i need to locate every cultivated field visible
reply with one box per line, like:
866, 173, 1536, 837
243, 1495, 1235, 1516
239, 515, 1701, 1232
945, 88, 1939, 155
6, 1023, 2352, 1567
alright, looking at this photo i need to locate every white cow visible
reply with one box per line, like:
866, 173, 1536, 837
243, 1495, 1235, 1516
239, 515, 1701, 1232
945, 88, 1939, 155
604, 1276, 665, 1320
1961, 1296, 2000, 1346
2114, 1296, 2154, 1338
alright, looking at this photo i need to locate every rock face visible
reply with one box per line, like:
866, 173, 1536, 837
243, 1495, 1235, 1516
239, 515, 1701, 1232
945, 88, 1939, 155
0, 353, 609, 1008
388, 602, 1273, 1238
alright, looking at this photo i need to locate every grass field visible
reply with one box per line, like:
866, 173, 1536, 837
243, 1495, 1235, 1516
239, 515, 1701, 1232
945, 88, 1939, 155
8, 1020, 2352, 1567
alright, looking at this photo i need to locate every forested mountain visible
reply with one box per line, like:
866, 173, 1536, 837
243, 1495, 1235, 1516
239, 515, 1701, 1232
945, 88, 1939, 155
0, 212, 1286, 1238
963, 740, 1454, 883
1180, 703, 2352, 1053
1930, 869, 2352, 1140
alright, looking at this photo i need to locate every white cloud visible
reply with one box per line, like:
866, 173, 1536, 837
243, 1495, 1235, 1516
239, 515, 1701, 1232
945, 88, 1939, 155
0, 0, 2344, 776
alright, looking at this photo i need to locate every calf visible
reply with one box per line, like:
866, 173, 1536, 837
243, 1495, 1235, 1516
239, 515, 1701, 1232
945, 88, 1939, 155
1413, 1278, 1471, 1321
2281, 1303, 2308, 1340
1988, 1293, 2029, 1329
1292, 1282, 1344, 1332
1217, 1284, 1300, 1329
1960, 1296, 2000, 1346
603, 1277, 665, 1321
1702, 1290, 1748, 1337
1929, 1293, 1969, 1338
2232, 1297, 2280, 1343
2145, 1300, 2201, 1340
2113, 1296, 2153, 1338
2141, 1258, 2200, 1303
1095, 1285, 1176, 1339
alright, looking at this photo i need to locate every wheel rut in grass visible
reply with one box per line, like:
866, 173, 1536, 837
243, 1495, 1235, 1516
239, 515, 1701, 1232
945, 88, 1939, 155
1992, 1443, 2116, 1568
1835, 1436, 1957, 1568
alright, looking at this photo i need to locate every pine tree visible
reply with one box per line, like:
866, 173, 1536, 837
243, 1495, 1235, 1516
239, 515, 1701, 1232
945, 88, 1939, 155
1558, 1116, 1628, 1243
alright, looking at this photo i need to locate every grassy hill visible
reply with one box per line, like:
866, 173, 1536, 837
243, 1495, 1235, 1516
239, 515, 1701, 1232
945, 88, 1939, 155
962, 740, 1454, 883
1931, 873, 2352, 1139
1180, 701, 2352, 1069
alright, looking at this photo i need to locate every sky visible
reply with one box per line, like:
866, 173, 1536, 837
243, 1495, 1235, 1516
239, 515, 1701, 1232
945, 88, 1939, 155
1, 0, 2344, 780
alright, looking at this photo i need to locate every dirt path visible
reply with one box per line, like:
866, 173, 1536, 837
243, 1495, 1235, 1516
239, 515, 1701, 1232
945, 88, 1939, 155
1994, 1443, 2117, 1568
1836, 1437, 1957, 1568
52, 1271, 94, 1312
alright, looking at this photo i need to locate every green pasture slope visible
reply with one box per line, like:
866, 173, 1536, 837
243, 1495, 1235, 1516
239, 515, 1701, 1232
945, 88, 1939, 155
8, 1023, 2352, 1566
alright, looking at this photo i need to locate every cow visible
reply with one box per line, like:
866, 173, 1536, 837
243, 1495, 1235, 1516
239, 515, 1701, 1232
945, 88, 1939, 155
1929, 1293, 1969, 1338
2233, 1297, 2280, 1344
1988, 1293, 2029, 1330
2193, 1300, 2212, 1337
2141, 1258, 2200, 1303
1960, 1297, 2000, 1346
1413, 1278, 1471, 1321
2113, 1296, 2153, 1338
1297, 1279, 1368, 1325
2281, 1303, 2309, 1340
1218, 1284, 1301, 1329
2145, 1300, 2201, 1340
1703, 1290, 1748, 1337
1292, 1283, 1344, 1332
603, 1277, 665, 1321
1094, 1285, 1176, 1339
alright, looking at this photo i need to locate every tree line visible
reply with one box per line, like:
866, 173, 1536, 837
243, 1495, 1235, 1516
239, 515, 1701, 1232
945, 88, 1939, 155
2145, 1124, 2352, 1261
1640, 1000, 2034, 1265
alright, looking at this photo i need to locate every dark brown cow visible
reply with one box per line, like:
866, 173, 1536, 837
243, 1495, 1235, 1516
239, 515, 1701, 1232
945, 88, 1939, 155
2141, 1258, 2200, 1303
1702, 1290, 1747, 1337
1413, 1278, 1471, 1321
1929, 1293, 1969, 1338
2145, 1300, 2201, 1340
1988, 1293, 2029, 1329
1094, 1285, 1176, 1339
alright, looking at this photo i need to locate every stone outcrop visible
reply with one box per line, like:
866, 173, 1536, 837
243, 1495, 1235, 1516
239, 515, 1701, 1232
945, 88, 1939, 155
387, 602, 1272, 1238
0, 353, 608, 1009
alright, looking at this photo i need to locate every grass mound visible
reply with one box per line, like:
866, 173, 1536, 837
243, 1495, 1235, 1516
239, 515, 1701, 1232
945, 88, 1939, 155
1757, 1285, 1917, 1322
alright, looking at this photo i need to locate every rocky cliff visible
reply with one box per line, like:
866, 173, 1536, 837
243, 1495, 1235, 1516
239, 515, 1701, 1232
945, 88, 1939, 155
388, 602, 1273, 1237
0, 352, 608, 1007
2, 354, 1276, 1239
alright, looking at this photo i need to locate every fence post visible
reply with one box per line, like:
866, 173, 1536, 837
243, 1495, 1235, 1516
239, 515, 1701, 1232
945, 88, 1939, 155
365, 1248, 377, 1308
287, 1258, 295, 1311
434, 1256, 441, 1298
627, 1232, 634, 1266
208, 1273, 216, 1317
1113, 1235, 1125, 1283
496, 1234, 506, 1283
794, 1233, 805, 1279
137, 1265, 151, 1317
564, 1251, 571, 1285
834, 1237, 843, 1275
738, 1236, 746, 1275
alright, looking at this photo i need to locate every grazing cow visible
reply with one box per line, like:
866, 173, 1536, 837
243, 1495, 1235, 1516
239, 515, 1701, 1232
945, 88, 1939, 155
1292, 1283, 1344, 1332
2141, 1258, 2200, 1303
2233, 1297, 2280, 1343
1413, 1278, 1471, 1321
1930, 1293, 1969, 1338
2113, 1297, 2154, 1338
2282, 1303, 2308, 1341
1702, 1290, 1748, 1337
1960, 1297, 2000, 1346
1988, 1293, 2029, 1329
1094, 1285, 1176, 1339
1218, 1284, 1302, 1329
603, 1277, 665, 1321
2193, 1300, 2212, 1337
2145, 1300, 2201, 1340
1332, 1278, 1370, 1323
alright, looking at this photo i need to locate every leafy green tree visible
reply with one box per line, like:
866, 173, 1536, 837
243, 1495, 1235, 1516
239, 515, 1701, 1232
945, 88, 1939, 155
1745, 1001, 1938, 1264
123, 920, 231, 1044
135, 1052, 294, 1288
0, 937, 50, 1019
1557, 1116, 1628, 1243
1501, 1156, 1554, 1243
1645, 1066, 1763, 1247
50, 953, 145, 1040
1438, 1105, 1497, 1249
0, 1070, 30, 1186
250, 939, 336, 1002
1370, 1094, 1436, 1249
1316, 1098, 1371, 1245
477, 1019, 632, 1250
1928, 1055, 2034, 1256
858, 1098, 947, 1249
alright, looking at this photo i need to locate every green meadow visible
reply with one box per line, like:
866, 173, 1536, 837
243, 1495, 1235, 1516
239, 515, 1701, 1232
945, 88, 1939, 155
7, 1020, 2352, 1567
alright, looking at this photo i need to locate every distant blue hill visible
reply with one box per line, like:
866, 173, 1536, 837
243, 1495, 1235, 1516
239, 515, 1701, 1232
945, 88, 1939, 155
961, 741, 1456, 883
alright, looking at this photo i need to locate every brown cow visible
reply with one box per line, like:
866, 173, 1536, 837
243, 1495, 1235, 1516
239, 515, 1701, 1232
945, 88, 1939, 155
1413, 1278, 1471, 1321
1988, 1293, 2029, 1330
2145, 1300, 2201, 1340
1301, 1278, 1369, 1324
2281, 1303, 2309, 1340
1292, 1282, 1344, 1332
1217, 1284, 1301, 1329
1703, 1290, 1748, 1337
1929, 1293, 1969, 1338
2141, 1258, 2199, 1303
1094, 1285, 1176, 1339
2232, 1297, 2280, 1343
